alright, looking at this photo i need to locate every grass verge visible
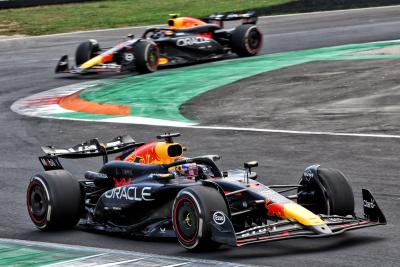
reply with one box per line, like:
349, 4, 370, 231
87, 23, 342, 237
0, 0, 399, 36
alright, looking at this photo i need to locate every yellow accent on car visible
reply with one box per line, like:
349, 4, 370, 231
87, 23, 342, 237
80, 55, 103, 69
283, 203, 325, 226
155, 142, 183, 163
158, 57, 169, 65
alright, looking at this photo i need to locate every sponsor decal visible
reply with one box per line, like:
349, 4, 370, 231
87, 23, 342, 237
113, 177, 132, 188
363, 198, 376, 209
176, 36, 209, 46
266, 203, 285, 218
125, 142, 160, 164
124, 53, 134, 61
240, 228, 267, 238
105, 186, 154, 201
303, 169, 314, 181
212, 211, 226, 225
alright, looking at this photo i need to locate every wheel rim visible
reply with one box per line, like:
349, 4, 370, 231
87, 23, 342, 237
27, 181, 48, 224
174, 197, 199, 243
246, 28, 262, 53
146, 45, 159, 70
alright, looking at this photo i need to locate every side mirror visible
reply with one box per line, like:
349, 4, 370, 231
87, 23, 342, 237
85, 171, 112, 188
244, 161, 258, 169
244, 161, 258, 181
127, 34, 135, 39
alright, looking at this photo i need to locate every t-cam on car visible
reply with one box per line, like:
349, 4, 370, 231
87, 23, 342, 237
55, 11, 263, 75
27, 133, 386, 250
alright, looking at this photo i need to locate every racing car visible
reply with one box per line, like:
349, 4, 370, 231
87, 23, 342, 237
27, 133, 386, 250
55, 11, 263, 75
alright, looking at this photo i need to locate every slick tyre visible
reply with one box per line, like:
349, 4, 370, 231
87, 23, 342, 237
231, 24, 262, 57
172, 185, 228, 250
298, 167, 355, 216
134, 40, 159, 74
75, 40, 100, 66
26, 170, 82, 231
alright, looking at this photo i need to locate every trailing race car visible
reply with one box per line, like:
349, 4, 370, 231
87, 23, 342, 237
55, 11, 263, 74
27, 133, 386, 250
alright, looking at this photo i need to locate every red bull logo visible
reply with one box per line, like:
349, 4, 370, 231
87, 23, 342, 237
125, 142, 160, 164
266, 203, 285, 218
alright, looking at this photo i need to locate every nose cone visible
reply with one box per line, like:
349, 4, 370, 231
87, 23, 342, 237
308, 224, 332, 234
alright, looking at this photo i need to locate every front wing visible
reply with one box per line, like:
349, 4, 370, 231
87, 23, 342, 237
211, 189, 387, 247
55, 55, 122, 74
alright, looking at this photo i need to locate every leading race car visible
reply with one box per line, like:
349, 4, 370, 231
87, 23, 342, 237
55, 11, 263, 75
27, 133, 386, 250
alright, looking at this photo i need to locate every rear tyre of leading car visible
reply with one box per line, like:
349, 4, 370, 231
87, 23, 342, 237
26, 170, 83, 230
231, 24, 263, 57
172, 185, 228, 250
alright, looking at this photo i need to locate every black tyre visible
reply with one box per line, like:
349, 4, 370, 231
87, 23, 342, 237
231, 24, 262, 57
75, 40, 100, 66
26, 170, 82, 230
133, 40, 159, 74
297, 166, 355, 216
172, 185, 228, 250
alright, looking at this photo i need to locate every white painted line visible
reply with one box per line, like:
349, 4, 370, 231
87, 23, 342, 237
42, 253, 108, 266
181, 125, 400, 139
162, 263, 189, 267
95, 258, 144, 267
1, 4, 399, 42
259, 4, 400, 19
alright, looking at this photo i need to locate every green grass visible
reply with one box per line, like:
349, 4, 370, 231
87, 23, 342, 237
0, 0, 294, 35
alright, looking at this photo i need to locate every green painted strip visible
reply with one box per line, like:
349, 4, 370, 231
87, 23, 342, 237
0, 242, 93, 267
73, 40, 400, 123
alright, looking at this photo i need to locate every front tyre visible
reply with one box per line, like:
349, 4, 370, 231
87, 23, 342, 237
75, 39, 100, 66
231, 25, 262, 57
172, 185, 228, 250
297, 166, 355, 216
133, 40, 159, 74
26, 170, 82, 230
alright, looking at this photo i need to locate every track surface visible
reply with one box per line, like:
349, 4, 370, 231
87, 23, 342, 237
1, 6, 400, 266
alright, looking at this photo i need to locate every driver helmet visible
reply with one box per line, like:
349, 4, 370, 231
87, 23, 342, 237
176, 163, 198, 179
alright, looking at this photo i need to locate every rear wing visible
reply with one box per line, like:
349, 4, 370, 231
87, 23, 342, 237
39, 135, 142, 171
202, 11, 258, 27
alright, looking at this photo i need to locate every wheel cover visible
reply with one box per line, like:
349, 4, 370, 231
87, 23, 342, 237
27, 182, 48, 224
146, 45, 159, 70
246, 28, 262, 53
174, 197, 199, 244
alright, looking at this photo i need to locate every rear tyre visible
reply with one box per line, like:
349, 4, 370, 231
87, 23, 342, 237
133, 40, 159, 74
231, 24, 262, 57
172, 185, 228, 250
297, 166, 355, 216
26, 170, 82, 230
75, 40, 100, 66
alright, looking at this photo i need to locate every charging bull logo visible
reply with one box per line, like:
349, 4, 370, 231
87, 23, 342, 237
266, 203, 285, 218
114, 178, 132, 188
125, 142, 160, 164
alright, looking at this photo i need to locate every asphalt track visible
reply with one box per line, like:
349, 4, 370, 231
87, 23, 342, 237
1, 5, 400, 266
